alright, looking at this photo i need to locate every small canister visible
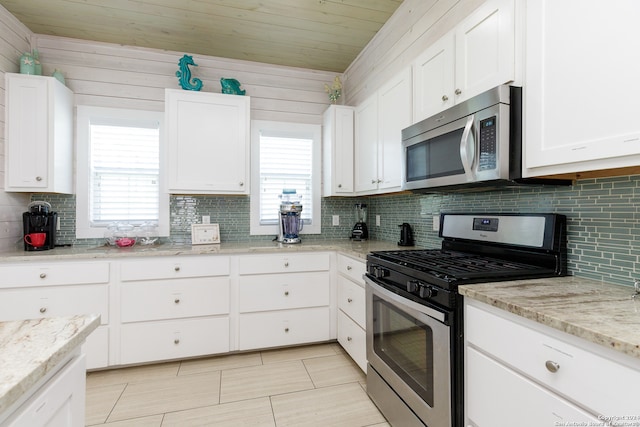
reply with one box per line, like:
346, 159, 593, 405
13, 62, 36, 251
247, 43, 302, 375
19, 52, 35, 75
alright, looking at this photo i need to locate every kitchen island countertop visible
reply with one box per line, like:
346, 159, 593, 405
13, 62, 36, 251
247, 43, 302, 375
459, 276, 640, 360
0, 314, 100, 417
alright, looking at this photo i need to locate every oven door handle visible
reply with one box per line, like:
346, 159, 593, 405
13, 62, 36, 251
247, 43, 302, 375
365, 276, 446, 323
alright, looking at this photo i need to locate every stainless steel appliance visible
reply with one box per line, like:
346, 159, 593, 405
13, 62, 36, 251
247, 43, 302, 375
351, 203, 368, 240
401, 85, 569, 193
22, 201, 57, 251
276, 189, 303, 244
365, 213, 567, 427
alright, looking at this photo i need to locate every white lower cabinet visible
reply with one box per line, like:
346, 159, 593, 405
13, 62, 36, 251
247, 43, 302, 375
0, 261, 110, 369
6, 352, 86, 427
465, 299, 640, 426
336, 254, 367, 371
117, 256, 231, 365
237, 252, 333, 351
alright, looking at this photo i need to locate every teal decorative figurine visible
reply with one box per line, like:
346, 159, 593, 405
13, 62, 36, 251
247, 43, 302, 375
220, 78, 246, 95
176, 54, 203, 91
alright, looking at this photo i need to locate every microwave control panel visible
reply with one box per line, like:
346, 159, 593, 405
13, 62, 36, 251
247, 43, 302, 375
478, 116, 497, 170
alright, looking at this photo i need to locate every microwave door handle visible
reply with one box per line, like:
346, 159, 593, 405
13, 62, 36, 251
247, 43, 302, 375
460, 115, 476, 181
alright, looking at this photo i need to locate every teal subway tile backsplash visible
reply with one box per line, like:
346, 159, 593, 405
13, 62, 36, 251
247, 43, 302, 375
31, 174, 640, 287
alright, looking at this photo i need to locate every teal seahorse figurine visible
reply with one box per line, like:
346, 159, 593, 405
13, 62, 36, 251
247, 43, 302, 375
220, 78, 246, 95
176, 54, 203, 91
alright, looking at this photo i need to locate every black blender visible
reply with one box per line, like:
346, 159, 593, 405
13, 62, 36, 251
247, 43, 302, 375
23, 201, 57, 251
350, 203, 368, 240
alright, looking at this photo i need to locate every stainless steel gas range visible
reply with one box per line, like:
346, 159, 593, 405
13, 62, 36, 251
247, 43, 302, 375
364, 213, 567, 427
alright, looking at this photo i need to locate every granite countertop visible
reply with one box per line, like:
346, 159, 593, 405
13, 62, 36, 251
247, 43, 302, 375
0, 239, 419, 263
0, 314, 100, 416
458, 276, 640, 360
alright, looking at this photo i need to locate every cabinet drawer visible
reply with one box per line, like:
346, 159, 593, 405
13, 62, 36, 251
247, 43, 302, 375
238, 252, 330, 275
120, 277, 229, 322
0, 285, 109, 324
238, 272, 330, 313
466, 302, 640, 416
337, 254, 365, 285
337, 276, 365, 328
337, 311, 366, 372
120, 256, 229, 281
238, 307, 330, 350
119, 317, 229, 365
466, 346, 600, 427
0, 262, 109, 288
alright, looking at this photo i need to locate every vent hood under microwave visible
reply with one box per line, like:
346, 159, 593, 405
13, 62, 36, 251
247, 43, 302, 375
401, 85, 571, 193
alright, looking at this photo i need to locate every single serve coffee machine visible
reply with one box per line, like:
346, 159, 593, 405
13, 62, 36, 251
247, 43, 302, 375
23, 201, 57, 251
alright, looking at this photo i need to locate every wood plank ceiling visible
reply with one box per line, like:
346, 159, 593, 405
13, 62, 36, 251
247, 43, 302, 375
0, 0, 403, 72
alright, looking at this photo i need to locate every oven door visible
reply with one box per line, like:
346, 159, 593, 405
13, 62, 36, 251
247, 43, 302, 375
365, 276, 451, 427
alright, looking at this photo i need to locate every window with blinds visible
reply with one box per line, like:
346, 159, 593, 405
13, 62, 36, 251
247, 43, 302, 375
259, 135, 313, 225
89, 124, 160, 225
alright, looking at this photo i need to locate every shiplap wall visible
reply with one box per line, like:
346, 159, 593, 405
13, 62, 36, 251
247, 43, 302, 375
33, 35, 339, 124
0, 6, 31, 251
343, 0, 485, 106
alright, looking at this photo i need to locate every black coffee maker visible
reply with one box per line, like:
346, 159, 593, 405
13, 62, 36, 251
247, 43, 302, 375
23, 201, 57, 251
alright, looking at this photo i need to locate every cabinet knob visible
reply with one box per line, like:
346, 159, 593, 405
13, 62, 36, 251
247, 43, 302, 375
239, 182, 244, 187
347, 336, 352, 342
284, 262, 289, 267
347, 265, 352, 271
174, 339, 180, 344
174, 298, 180, 304
174, 266, 180, 272
338, 184, 342, 188
39, 307, 47, 313
442, 95, 449, 101
377, 179, 383, 183
347, 298, 353, 303
36, 176, 43, 181
455, 88, 462, 95
39, 273, 46, 279
545, 360, 560, 373
371, 179, 376, 184
284, 327, 290, 333
284, 291, 289, 296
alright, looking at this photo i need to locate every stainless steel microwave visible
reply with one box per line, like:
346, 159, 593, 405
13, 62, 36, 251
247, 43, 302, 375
402, 85, 533, 192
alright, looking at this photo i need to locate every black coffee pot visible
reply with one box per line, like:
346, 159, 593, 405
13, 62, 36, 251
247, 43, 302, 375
398, 223, 415, 246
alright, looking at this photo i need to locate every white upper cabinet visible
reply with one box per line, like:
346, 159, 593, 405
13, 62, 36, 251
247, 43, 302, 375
322, 105, 355, 196
523, 1, 640, 177
165, 89, 250, 194
413, 0, 516, 122
355, 67, 412, 195
4, 73, 74, 193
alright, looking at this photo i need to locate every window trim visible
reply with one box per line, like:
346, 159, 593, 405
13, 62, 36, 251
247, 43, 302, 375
250, 120, 322, 236
76, 105, 169, 239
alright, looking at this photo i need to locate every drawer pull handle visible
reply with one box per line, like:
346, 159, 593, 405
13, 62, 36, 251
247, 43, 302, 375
347, 336, 352, 342
174, 339, 180, 344
39, 273, 46, 279
36, 176, 43, 181
545, 360, 560, 373
174, 266, 180, 272
39, 307, 47, 313
174, 298, 180, 304
284, 327, 289, 333
347, 265, 352, 271
347, 298, 353, 303
284, 291, 289, 296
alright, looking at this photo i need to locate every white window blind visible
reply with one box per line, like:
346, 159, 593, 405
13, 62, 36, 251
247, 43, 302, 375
259, 134, 313, 225
89, 123, 160, 226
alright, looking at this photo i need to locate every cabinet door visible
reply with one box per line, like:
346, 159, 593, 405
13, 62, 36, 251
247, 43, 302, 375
354, 94, 379, 193
466, 347, 600, 427
413, 33, 455, 122
166, 89, 250, 194
455, 0, 515, 103
322, 105, 355, 196
377, 67, 412, 192
524, 1, 640, 175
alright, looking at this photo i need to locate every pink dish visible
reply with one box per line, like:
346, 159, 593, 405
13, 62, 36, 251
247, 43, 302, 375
115, 237, 136, 248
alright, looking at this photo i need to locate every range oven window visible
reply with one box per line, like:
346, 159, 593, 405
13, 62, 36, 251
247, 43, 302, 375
406, 128, 464, 182
372, 295, 434, 406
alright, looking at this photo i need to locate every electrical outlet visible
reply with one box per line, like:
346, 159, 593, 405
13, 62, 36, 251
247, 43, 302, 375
376, 215, 381, 226
433, 215, 440, 231
332, 215, 340, 226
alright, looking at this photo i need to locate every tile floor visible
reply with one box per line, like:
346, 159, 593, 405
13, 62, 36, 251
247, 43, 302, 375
85, 342, 390, 427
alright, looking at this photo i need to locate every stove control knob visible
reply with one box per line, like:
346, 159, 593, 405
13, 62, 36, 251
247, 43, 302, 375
407, 280, 419, 293
419, 285, 437, 299
372, 266, 389, 278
